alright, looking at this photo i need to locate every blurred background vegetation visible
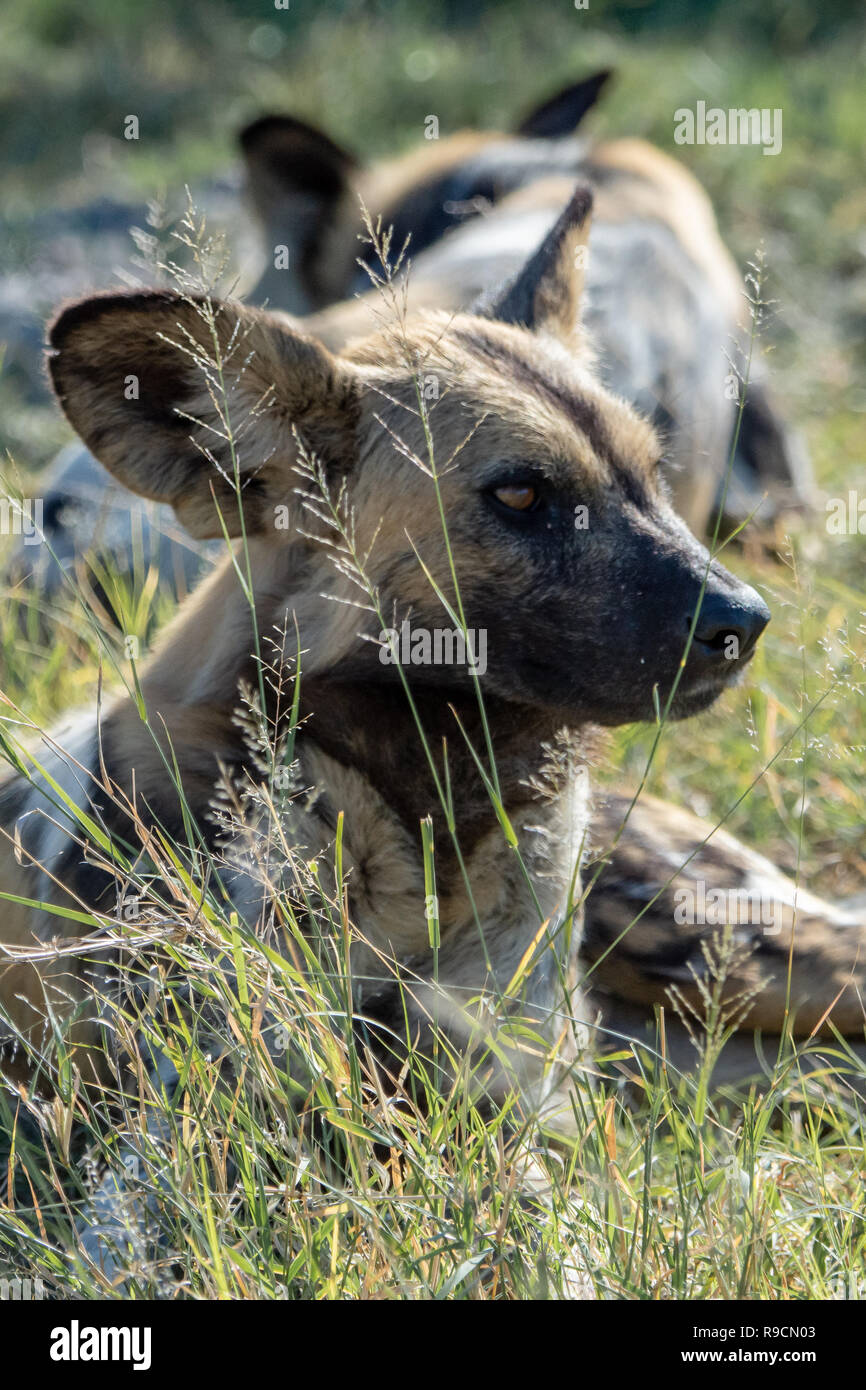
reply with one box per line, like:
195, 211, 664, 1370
1, 0, 864, 448
2, 0, 864, 419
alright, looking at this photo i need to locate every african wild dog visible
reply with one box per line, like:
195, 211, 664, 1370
0, 189, 861, 1111
4, 73, 809, 627
240, 73, 811, 538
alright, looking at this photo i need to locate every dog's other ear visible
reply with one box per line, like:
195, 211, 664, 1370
48, 291, 361, 539
239, 114, 359, 312
483, 185, 593, 341
515, 70, 613, 139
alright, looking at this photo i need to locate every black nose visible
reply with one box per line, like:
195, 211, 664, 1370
689, 590, 770, 661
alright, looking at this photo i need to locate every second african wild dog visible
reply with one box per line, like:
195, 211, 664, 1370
240, 72, 812, 539
0, 189, 862, 1112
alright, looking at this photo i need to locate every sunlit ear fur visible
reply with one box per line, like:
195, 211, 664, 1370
481, 185, 593, 343
48, 290, 361, 538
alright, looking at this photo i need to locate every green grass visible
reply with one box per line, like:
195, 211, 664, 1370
0, 0, 864, 1300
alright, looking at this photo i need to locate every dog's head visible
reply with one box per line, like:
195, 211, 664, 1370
48, 186, 768, 726
239, 72, 612, 313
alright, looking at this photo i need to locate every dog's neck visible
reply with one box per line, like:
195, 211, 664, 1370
136, 546, 594, 878
297, 678, 590, 862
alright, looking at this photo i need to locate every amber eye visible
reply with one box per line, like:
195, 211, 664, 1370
492, 483, 538, 512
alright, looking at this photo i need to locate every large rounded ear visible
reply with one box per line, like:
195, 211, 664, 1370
47, 291, 361, 539
239, 114, 360, 312
515, 70, 613, 139
482, 185, 593, 341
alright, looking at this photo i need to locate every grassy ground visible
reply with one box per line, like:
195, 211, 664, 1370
0, 0, 864, 1299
